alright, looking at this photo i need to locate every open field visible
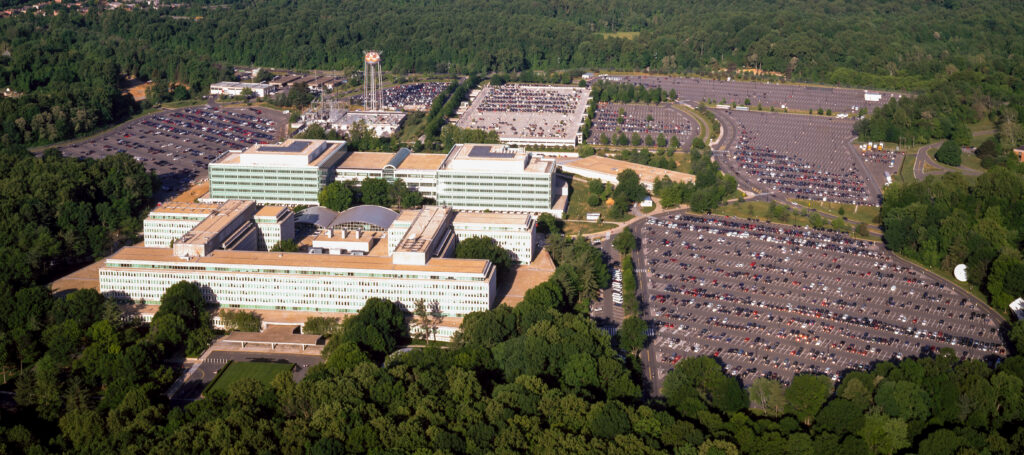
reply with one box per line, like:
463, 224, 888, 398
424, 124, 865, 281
790, 200, 879, 225
205, 361, 294, 395
565, 177, 633, 222
564, 221, 617, 236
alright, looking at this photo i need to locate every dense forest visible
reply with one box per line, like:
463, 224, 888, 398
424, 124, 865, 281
4, 235, 1024, 454
0, 147, 156, 293
880, 163, 1024, 312
3, 0, 1024, 146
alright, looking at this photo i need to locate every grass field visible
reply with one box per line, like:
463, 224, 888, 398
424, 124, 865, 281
790, 200, 879, 224
712, 200, 879, 240
895, 154, 917, 184
205, 361, 293, 395
673, 152, 692, 173
565, 177, 633, 222
564, 221, 617, 236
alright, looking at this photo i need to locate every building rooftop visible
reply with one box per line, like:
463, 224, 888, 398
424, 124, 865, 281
214, 139, 346, 168
394, 206, 451, 255
398, 153, 447, 171
254, 206, 288, 219
106, 245, 490, 275
561, 155, 696, 186
150, 202, 222, 215
332, 205, 399, 230
175, 200, 255, 250
453, 211, 531, 227
336, 152, 395, 170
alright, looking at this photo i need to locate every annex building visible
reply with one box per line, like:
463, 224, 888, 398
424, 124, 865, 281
210, 139, 567, 216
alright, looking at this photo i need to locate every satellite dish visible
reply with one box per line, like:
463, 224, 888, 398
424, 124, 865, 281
954, 264, 968, 282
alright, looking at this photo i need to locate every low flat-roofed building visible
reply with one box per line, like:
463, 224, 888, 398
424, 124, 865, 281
254, 205, 295, 250
172, 200, 259, 258
311, 229, 383, 255
209, 81, 276, 98
143, 202, 222, 248
452, 212, 535, 264
100, 245, 496, 317
334, 111, 406, 137
559, 155, 696, 190
389, 207, 536, 264
334, 147, 446, 198
208, 139, 348, 205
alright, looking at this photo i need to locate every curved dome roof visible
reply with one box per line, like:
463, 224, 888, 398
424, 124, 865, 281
296, 206, 340, 227
330, 205, 399, 229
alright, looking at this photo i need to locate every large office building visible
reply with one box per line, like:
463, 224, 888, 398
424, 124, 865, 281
101, 203, 498, 317
211, 139, 567, 216
208, 139, 349, 205
435, 143, 562, 215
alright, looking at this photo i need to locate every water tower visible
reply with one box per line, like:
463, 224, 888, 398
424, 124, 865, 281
363, 51, 383, 111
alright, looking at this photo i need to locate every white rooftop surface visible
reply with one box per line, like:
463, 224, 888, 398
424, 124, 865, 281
442, 143, 553, 173
216, 139, 347, 167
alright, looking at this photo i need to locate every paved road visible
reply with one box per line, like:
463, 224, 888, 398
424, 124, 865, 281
913, 142, 983, 181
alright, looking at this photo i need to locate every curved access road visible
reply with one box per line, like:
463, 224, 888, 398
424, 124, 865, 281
913, 142, 984, 181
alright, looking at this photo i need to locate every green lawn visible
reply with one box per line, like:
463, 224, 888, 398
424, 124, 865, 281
712, 200, 879, 240
564, 221, 617, 236
896, 153, 917, 184
790, 200, 879, 224
205, 361, 294, 395
565, 177, 633, 222
673, 152, 692, 173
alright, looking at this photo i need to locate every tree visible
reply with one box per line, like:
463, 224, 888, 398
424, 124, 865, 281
271, 239, 300, 252
318, 182, 356, 211
612, 227, 636, 255
614, 169, 646, 203
785, 374, 832, 425
455, 236, 515, 271
587, 194, 603, 207
304, 317, 342, 336
858, 414, 909, 455
156, 281, 208, 330
360, 178, 394, 207
671, 136, 681, 149
935, 141, 962, 167
749, 377, 786, 417
855, 222, 870, 237
873, 380, 930, 421
337, 298, 406, 360
616, 317, 647, 353
536, 213, 563, 235
815, 399, 866, 435
219, 309, 262, 332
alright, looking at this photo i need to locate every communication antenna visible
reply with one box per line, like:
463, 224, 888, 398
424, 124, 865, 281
953, 264, 968, 282
363, 51, 383, 111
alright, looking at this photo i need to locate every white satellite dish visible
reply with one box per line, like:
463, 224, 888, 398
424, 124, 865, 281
954, 264, 968, 282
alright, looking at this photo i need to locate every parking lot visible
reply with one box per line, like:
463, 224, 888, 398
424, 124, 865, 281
59, 104, 286, 198
351, 82, 448, 111
638, 213, 1005, 387
603, 75, 900, 113
714, 110, 882, 205
456, 84, 590, 143
587, 102, 698, 148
